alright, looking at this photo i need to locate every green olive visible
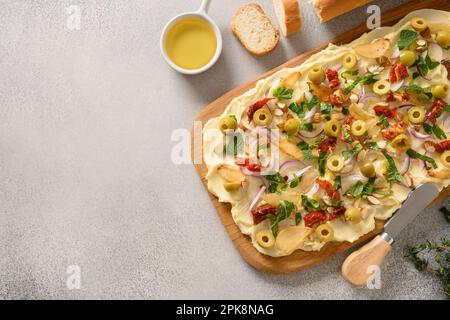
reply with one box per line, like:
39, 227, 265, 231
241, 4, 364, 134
219, 116, 238, 133
360, 163, 376, 178
407, 106, 426, 124
342, 53, 357, 69
411, 17, 427, 32
315, 224, 334, 242
436, 30, 450, 48
253, 108, 272, 126
373, 80, 391, 96
224, 182, 241, 192
327, 155, 344, 173
308, 66, 326, 84
345, 207, 362, 223
284, 118, 300, 136
351, 120, 367, 137
324, 119, 341, 137
390, 134, 411, 153
440, 151, 450, 169
256, 230, 275, 248
431, 84, 449, 99
400, 50, 416, 67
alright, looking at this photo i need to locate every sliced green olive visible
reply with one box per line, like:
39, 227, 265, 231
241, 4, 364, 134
407, 106, 426, 124
324, 119, 341, 137
224, 182, 241, 192
351, 120, 367, 137
342, 53, 358, 69
344, 207, 362, 223
315, 224, 334, 242
360, 162, 376, 178
431, 84, 449, 99
327, 155, 344, 173
411, 17, 427, 32
436, 30, 450, 48
373, 80, 391, 96
390, 134, 411, 153
256, 230, 275, 248
440, 151, 450, 169
400, 50, 416, 67
308, 66, 326, 84
253, 108, 272, 126
219, 116, 238, 133
284, 118, 300, 136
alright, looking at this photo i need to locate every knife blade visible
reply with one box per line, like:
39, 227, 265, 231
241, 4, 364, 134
382, 182, 440, 243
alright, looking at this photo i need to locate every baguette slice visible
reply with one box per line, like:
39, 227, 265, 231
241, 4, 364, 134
273, 0, 301, 37
231, 4, 280, 56
311, 0, 374, 23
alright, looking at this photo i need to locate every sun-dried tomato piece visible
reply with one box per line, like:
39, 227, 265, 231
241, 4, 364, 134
373, 105, 397, 119
382, 120, 408, 140
318, 137, 337, 153
328, 206, 346, 221
427, 99, 445, 125
235, 158, 262, 172
304, 211, 327, 228
326, 69, 340, 89
316, 179, 340, 200
247, 98, 273, 122
433, 140, 450, 153
251, 205, 277, 225
389, 63, 409, 83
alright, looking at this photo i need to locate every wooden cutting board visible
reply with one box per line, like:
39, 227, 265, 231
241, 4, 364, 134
192, 0, 450, 274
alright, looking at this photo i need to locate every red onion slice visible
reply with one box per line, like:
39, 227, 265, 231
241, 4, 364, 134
390, 78, 405, 92
396, 104, 415, 110
303, 105, 318, 122
407, 125, 431, 140
248, 186, 266, 212
299, 123, 324, 139
305, 182, 319, 197
304, 91, 314, 101
399, 156, 410, 175
288, 165, 312, 181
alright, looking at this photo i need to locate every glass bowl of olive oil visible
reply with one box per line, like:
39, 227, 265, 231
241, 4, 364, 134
160, 0, 222, 75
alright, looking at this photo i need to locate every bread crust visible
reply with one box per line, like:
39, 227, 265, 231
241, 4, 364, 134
312, 0, 374, 23
231, 3, 280, 56
273, 0, 301, 37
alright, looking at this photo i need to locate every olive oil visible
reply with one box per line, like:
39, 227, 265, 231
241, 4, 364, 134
165, 17, 217, 70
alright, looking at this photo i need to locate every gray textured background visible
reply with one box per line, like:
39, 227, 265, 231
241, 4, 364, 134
0, 0, 448, 300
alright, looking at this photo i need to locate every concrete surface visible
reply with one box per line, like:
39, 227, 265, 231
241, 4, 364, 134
0, 0, 448, 300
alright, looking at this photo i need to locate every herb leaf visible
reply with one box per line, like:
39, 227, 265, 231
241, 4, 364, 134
318, 151, 328, 176
348, 181, 364, 197
266, 172, 288, 193
343, 73, 378, 94
379, 114, 389, 129
273, 87, 293, 100
362, 177, 376, 197
406, 149, 437, 169
333, 176, 342, 190
382, 150, 403, 185
398, 29, 417, 50
268, 200, 297, 236
297, 141, 314, 161
301, 195, 323, 211
289, 102, 304, 118
400, 84, 432, 100
342, 143, 363, 160
301, 95, 318, 111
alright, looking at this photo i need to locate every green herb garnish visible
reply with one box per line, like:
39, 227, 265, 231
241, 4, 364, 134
320, 102, 332, 115
289, 102, 304, 118
379, 114, 390, 129
273, 87, 293, 100
382, 150, 403, 185
343, 73, 378, 94
399, 84, 432, 100
333, 176, 342, 190
297, 141, 314, 161
267, 200, 297, 236
318, 151, 328, 176
301, 94, 318, 111
398, 29, 417, 50
342, 143, 363, 160
266, 172, 288, 194
301, 195, 323, 211
342, 126, 352, 143
348, 181, 364, 197
289, 175, 301, 188
341, 69, 358, 82
362, 177, 376, 197
406, 149, 437, 169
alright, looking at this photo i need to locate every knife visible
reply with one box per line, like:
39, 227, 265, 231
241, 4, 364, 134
341, 182, 439, 286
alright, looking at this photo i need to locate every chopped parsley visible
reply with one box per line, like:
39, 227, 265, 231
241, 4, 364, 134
368, 141, 379, 150
348, 181, 364, 197
382, 150, 403, 185
273, 87, 293, 100
341, 69, 358, 82
348, 177, 375, 198
406, 149, 437, 169
399, 84, 432, 100
289, 102, 304, 118
297, 141, 314, 161
301, 195, 323, 211
333, 176, 342, 190
320, 102, 333, 115
415, 52, 440, 77
289, 175, 301, 188
397, 29, 417, 50
302, 94, 319, 111
423, 123, 447, 140
343, 73, 378, 94
342, 126, 352, 143
362, 177, 376, 197
300, 122, 315, 132
295, 212, 302, 225
267, 200, 297, 236
379, 114, 390, 129
342, 143, 363, 160
266, 172, 288, 194
318, 151, 328, 176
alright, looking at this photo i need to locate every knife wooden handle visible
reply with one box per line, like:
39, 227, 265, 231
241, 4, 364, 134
341, 235, 391, 286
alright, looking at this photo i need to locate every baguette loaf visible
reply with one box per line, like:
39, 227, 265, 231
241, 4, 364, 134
273, 0, 301, 37
231, 4, 280, 56
311, 0, 374, 23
